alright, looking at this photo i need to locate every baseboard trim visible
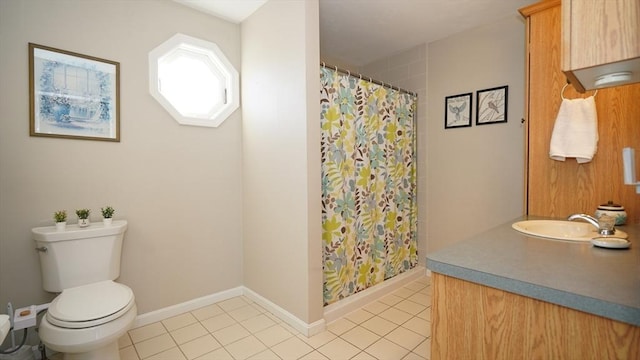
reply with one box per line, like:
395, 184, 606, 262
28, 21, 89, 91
243, 287, 326, 337
323, 266, 427, 324
133, 287, 243, 328
133, 267, 428, 333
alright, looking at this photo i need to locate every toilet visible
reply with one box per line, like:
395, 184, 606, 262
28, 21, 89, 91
32, 220, 136, 360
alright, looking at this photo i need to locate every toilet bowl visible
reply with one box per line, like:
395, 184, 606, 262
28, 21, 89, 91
38, 281, 136, 359
32, 220, 135, 360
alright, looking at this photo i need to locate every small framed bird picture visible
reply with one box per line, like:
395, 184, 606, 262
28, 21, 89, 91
476, 85, 508, 125
444, 92, 472, 129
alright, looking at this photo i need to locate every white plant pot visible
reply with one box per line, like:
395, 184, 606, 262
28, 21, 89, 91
78, 218, 90, 228
55, 222, 66, 231
103, 218, 113, 226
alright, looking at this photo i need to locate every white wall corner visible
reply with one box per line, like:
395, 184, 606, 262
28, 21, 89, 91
243, 286, 326, 337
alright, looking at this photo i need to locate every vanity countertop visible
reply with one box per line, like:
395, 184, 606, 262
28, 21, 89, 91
426, 216, 640, 327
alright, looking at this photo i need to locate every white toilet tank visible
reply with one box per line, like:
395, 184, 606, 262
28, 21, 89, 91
32, 220, 128, 292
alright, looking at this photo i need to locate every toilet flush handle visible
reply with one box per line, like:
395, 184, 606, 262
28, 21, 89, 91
35, 246, 47, 253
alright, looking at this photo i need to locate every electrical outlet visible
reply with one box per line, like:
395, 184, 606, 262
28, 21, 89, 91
13, 305, 37, 330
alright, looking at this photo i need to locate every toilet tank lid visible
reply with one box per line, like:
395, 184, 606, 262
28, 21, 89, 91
32, 220, 127, 242
48, 280, 134, 323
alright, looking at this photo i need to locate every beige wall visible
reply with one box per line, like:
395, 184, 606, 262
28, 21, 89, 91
357, 15, 526, 258
0, 0, 243, 314
242, 0, 323, 325
426, 15, 526, 253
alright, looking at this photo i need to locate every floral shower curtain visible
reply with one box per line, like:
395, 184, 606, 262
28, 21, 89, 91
320, 66, 418, 306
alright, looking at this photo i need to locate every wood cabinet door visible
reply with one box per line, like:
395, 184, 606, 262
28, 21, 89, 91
524, 2, 640, 223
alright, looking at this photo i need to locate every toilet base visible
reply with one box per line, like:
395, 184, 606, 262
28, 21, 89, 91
62, 342, 119, 360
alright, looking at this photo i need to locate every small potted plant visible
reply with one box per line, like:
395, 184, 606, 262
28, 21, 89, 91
101, 206, 115, 226
75, 208, 91, 228
53, 210, 67, 231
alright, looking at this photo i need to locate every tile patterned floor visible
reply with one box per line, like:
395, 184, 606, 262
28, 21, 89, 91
115, 276, 431, 360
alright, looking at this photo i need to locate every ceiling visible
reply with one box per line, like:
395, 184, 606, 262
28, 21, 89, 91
175, 0, 538, 67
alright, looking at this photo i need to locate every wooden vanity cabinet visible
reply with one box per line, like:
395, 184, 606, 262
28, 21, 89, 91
521, 0, 640, 223
431, 273, 640, 359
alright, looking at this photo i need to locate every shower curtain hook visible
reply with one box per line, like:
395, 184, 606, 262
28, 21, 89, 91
347, 70, 351, 77
335, 66, 338, 72
322, 62, 325, 68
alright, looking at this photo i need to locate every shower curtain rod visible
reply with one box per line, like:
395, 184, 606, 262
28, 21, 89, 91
321, 62, 417, 97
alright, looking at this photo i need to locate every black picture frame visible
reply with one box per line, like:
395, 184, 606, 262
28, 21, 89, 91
444, 93, 472, 129
476, 85, 508, 126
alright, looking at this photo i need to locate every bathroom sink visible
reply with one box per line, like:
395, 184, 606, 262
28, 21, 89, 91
512, 220, 628, 242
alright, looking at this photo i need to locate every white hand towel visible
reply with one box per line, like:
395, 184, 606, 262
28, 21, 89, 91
549, 96, 598, 163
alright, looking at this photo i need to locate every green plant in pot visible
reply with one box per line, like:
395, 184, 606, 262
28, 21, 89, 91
54, 210, 67, 231
76, 208, 91, 228
101, 206, 115, 226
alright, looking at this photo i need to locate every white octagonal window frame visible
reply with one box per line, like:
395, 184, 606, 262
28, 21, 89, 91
149, 33, 239, 127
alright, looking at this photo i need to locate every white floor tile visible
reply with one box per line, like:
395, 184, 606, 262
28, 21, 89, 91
212, 323, 251, 345
229, 305, 262, 322
412, 339, 430, 359
299, 350, 330, 360
362, 301, 390, 315
378, 294, 404, 306
225, 335, 267, 360
125, 277, 432, 360
317, 338, 360, 360
385, 326, 425, 351
361, 316, 397, 336
351, 351, 377, 360
365, 338, 409, 360
119, 345, 140, 360
401, 317, 430, 337
247, 348, 281, 360
200, 313, 237, 333
392, 287, 415, 299
378, 307, 413, 325
194, 347, 234, 360
163, 313, 198, 332
327, 318, 357, 336
344, 309, 375, 324
340, 326, 380, 350
270, 336, 314, 360
134, 333, 176, 359
255, 324, 296, 347
191, 304, 225, 321
179, 334, 222, 360
145, 347, 186, 360
170, 323, 209, 345
394, 299, 426, 316
217, 297, 250, 312
129, 322, 167, 344
240, 314, 277, 333
297, 331, 336, 348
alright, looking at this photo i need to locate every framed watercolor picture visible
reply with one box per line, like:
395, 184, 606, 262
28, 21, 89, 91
476, 85, 508, 125
444, 93, 472, 129
29, 43, 120, 141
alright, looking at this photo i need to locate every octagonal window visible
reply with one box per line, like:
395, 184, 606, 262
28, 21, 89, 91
149, 34, 239, 127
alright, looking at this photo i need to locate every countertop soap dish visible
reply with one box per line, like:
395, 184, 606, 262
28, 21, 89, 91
591, 237, 631, 249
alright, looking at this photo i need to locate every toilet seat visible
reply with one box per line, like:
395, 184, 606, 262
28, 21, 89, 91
47, 280, 134, 329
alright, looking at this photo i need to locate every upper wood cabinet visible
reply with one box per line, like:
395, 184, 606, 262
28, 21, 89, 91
561, 0, 640, 92
520, 0, 640, 224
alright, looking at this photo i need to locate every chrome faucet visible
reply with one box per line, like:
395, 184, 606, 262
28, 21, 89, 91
567, 213, 616, 236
